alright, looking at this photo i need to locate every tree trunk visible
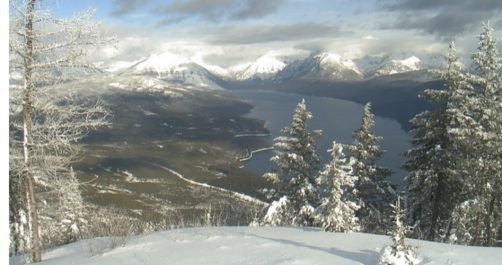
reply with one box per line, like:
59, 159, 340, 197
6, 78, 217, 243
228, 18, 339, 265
485, 177, 498, 246
429, 171, 445, 241
22, 0, 42, 262
26, 174, 41, 262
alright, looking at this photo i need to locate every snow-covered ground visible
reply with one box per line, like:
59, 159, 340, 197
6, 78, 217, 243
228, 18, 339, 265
10, 226, 501, 265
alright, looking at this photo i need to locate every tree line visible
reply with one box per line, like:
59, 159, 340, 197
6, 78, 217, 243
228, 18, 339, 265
259, 24, 502, 248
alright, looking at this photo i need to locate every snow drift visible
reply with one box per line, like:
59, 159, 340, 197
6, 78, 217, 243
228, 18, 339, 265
10, 226, 501, 265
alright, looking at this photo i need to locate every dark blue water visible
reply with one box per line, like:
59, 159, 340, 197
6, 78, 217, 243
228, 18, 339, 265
231, 89, 410, 188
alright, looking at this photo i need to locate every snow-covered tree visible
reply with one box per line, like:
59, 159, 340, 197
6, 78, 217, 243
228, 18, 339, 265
262, 99, 322, 226
348, 102, 394, 233
379, 197, 418, 265
317, 141, 360, 232
261, 196, 291, 226
39, 167, 88, 247
404, 42, 469, 242
9, 0, 110, 260
449, 23, 502, 246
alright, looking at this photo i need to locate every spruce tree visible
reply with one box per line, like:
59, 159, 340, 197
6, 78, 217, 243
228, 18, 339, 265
262, 99, 322, 226
379, 197, 417, 265
348, 102, 394, 233
317, 141, 360, 232
262, 196, 290, 226
452, 23, 502, 246
404, 42, 469, 241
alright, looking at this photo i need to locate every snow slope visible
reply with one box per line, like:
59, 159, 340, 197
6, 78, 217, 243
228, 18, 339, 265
276, 52, 363, 81
233, 55, 286, 80
10, 227, 501, 265
117, 51, 224, 90
132, 51, 190, 74
375, 56, 422, 76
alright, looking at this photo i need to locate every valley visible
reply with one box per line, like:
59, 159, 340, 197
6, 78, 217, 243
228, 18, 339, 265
73, 85, 271, 223
22, 47, 442, 225
69, 71, 421, 223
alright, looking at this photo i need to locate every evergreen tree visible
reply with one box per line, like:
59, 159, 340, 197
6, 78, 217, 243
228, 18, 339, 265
317, 141, 360, 232
404, 42, 469, 241
262, 99, 322, 226
379, 197, 417, 265
262, 196, 290, 226
348, 102, 394, 233
451, 23, 502, 246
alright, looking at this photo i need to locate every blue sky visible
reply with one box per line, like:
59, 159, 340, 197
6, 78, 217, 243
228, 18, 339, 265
40, 0, 502, 67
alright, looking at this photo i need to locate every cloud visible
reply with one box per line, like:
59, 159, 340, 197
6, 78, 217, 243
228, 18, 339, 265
231, 0, 285, 20
203, 23, 348, 44
380, 0, 502, 38
155, 0, 234, 22
153, 0, 284, 23
110, 0, 147, 17
384, 0, 501, 12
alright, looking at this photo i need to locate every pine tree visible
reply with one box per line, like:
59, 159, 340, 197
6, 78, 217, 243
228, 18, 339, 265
348, 102, 394, 233
262, 99, 322, 226
404, 42, 469, 241
317, 141, 360, 232
451, 23, 502, 246
262, 196, 290, 226
379, 197, 417, 265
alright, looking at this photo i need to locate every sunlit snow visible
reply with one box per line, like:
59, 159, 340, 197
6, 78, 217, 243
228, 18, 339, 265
9, 227, 501, 265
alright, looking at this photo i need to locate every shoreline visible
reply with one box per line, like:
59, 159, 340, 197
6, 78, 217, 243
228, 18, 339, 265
239, 146, 274, 162
233, 133, 271, 138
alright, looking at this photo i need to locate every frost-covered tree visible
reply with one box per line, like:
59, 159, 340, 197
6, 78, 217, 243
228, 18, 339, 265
9, 0, 110, 260
261, 196, 290, 226
449, 23, 502, 246
262, 99, 322, 226
348, 102, 394, 233
404, 42, 469, 242
379, 197, 417, 265
317, 141, 360, 232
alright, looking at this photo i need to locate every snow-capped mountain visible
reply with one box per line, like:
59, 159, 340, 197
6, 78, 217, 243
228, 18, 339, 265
374, 56, 423, 76
200, 64, 231, 79
121, 51, 223, 90
100, 50, 431, 86
354, 54, 391, 77
130, 51, 188, 76
232, 55, 286, 80
275, 52, 363, 81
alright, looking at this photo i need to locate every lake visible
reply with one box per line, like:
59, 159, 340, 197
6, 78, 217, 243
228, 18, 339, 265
230, 89, 410, 189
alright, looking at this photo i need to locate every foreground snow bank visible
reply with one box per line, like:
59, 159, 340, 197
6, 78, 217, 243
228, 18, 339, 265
10, 227, 501, 265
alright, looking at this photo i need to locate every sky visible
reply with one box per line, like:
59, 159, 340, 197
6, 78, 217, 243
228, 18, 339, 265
18, 0, 502, 67
42, 0, 502, 68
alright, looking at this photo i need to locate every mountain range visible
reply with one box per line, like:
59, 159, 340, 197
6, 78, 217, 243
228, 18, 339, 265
104, 51, 438, 90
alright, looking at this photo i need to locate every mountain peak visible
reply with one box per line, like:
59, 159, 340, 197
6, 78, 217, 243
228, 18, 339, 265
316, 52, 361, 75
375, 55, 423, 76
234, 55, 286, 80
133, 51, 191, 74
396, 56, 421, 69
272, 52, 363, 81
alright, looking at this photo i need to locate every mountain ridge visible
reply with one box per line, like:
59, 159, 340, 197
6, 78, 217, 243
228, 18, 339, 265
101, 51, 435, 86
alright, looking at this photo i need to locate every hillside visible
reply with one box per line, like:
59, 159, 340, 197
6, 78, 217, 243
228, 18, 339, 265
9, 227, 501, 265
